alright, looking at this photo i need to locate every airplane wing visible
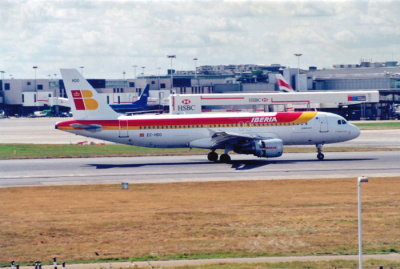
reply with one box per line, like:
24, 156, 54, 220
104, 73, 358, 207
209, 130, 255, 148
190, 129, 278, 150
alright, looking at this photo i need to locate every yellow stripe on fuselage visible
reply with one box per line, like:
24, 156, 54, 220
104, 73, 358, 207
291, 111, 318, 124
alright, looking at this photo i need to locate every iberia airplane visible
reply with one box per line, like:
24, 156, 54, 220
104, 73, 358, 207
56, 69, 360, 162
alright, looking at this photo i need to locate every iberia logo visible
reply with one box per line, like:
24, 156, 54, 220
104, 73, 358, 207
182, 99, 191, 105
71, 90, 99, 110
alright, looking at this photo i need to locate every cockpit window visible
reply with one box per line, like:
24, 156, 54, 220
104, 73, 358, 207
338, 120, 341, 125
341, 120, 347, 124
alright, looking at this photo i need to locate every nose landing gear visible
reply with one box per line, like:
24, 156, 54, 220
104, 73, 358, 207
316, 144, 325, 160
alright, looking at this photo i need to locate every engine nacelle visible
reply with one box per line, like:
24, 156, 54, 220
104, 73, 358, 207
233, 138, 283, 158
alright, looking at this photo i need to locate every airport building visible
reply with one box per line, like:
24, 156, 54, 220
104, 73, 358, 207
1, 61, 399, 119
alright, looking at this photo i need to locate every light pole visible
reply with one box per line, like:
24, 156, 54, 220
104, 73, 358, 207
193, 57, 198, 80
33, 66, 38, 92
0, 71, 5, 91
132, 65, 137, 79
294, 53, 302, 91
157, 67, 161, 90
80, 66, 84, 75
358, 176, 368, 269
167, 55, 176, 91
141, 66, 145, 76
122, 71, 126, 80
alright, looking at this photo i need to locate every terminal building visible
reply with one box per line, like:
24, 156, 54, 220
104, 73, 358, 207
1, 60, 399, 119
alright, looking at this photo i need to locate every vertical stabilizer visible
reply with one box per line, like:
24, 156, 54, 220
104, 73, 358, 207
60, 69, 120, 120
135, 84, 150, 106
276, 73, 294, 92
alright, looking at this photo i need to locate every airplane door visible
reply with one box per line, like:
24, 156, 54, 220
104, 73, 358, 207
319, 115, 329, 133
119, 120, 129, 138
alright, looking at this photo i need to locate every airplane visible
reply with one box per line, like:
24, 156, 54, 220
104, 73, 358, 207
56, 69, 360, 162
109, 84, 160, 113
276, 73, 295, 92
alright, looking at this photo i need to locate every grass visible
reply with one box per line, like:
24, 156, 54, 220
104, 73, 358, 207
1, 177, 400, 265
164, 259, 400, 269
0, 144, 208, 159
0, 144, 398, 160
353, 122, 400, 129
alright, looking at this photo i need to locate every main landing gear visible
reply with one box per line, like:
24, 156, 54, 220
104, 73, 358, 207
207, 151, 218, 162
316, 144, 325, 161
207, 151, 231, 163
219, 153, 231, 163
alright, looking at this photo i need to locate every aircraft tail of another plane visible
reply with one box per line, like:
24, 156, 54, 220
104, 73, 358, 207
135, 84, 150, 106
60, 68, 120, 120
276, 73, 295, 92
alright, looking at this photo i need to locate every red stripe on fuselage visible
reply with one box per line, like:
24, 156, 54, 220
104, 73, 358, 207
56, 112, 305, 128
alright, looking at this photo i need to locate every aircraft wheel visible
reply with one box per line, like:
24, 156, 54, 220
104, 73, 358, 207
207, 151, 218, 162
219, 153, 231, 163
317, 153, 325, 161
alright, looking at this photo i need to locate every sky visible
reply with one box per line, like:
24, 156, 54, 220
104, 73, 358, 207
0, 0, 399, 79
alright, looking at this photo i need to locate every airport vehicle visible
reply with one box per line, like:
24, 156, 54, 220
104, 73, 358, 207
109, 84, 161, 113
394, 104, 400, 119
33, 109, 53, 117
56, 69, 360, 162
276, 73, 294, 92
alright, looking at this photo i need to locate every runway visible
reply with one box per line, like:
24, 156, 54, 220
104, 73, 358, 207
1, 151, 399, 187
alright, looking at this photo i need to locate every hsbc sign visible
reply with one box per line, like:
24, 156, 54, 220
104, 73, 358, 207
178, 99, 196, 111
171, 96, 202, 114
249, 97, 269, 103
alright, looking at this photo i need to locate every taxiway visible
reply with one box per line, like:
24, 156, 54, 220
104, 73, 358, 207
1, 151, 399, 187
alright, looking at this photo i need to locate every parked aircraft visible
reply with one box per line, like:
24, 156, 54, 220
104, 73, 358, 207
109, 84, 160, 113
276, 73, 295, 92
56, 69, 360, 162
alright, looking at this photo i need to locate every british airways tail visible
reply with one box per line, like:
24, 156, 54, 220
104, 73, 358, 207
276, 74, 295, 92
60, 68, 120, 120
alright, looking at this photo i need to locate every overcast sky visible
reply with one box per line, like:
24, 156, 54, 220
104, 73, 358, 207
0, 0, 399, 79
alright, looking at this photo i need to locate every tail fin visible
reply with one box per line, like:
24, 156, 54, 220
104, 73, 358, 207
276, 73, 294, 92
60, 68, 120, 120
135, 84, 150, 106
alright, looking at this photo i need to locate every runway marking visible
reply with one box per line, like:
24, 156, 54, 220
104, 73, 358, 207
1, 167, 399, 180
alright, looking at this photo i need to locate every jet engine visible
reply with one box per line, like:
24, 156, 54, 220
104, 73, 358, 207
233, 138, 283, 158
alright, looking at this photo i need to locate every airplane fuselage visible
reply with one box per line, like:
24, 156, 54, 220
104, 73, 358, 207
56, 111, 360, 149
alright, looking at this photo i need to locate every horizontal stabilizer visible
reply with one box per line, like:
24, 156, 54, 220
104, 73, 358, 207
70, 123, 103, 132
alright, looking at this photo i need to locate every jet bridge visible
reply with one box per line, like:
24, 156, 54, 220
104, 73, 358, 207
170, 91, 379, 115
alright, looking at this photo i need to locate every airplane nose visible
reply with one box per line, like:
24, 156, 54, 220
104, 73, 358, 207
351, 124, 361, 139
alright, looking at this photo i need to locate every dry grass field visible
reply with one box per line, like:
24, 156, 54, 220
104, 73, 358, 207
159, 260, 399, 269
0, 177, 399, 265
